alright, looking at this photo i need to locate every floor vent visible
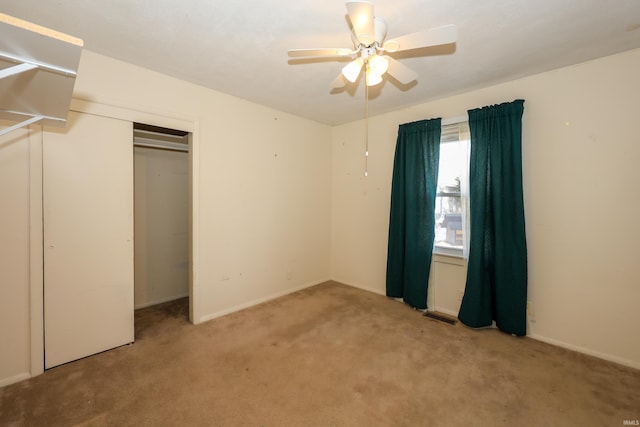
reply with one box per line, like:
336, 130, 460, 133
423, 311, 458, 325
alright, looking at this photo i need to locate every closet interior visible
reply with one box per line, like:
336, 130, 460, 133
133, 123, 190, 311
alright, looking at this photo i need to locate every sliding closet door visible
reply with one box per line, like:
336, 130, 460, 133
43, 111, 134, 369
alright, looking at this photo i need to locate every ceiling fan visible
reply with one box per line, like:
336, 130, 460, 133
288, 1, 458, 89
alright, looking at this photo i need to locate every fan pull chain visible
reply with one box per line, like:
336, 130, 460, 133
364, 74, 369, 177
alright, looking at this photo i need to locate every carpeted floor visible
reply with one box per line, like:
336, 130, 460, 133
1, 281, 639, 426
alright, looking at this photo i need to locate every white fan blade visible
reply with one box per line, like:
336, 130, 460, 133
386, 56, 418, 84
346, 1, 375, 46
383, 24, 458, 53
330, 74, 347, 89
288, 48, 354, 58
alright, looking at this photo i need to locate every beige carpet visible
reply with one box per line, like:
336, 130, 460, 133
1, 281, 639, 426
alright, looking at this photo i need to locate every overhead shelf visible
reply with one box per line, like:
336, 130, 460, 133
0, 12, 83, 136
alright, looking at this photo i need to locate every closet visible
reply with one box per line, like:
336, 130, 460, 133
1, 14, 194, 370
44, 112, 134, 368
43, 116, 190, 369
133, 123, 190, 309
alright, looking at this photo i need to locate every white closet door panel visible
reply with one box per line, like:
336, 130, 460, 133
44, 111, 134, 368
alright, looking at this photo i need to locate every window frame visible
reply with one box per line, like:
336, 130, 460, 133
433, 120, 469, 258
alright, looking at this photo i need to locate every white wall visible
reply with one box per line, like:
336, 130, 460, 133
431, 256, 467, 317
74, 52, 333, 319
331, 48, 640, 368
0, 50, 332, 385
134, 147, 190, 308
0, 124, 32, 386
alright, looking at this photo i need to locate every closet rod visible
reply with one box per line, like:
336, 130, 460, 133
133, 140, 189, 153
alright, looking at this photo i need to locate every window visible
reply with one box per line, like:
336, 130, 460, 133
434, 122, 470, 257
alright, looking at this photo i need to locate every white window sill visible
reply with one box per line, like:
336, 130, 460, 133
434, 246, 464, 258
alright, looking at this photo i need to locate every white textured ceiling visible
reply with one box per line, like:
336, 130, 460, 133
1, 0, 639, 125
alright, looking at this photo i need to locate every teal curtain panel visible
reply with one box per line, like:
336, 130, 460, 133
458, 99, 528, 336
386, 118, 441, 309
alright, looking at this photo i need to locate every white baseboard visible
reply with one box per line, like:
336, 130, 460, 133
337, 280, 640, 370
528, 333, 640, 370
195, 278, 330, 325
0, 372, 31, 388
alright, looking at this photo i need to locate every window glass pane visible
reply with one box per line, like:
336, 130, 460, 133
434, 133, 468, 254
437, 140, 467, 193
435, 196, 463, 250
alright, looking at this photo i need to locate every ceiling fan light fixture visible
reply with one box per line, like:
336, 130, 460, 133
342, 57, 364, 82
289, 2, 459, 176
365, 69, 383, 86
368, 54, 389, 76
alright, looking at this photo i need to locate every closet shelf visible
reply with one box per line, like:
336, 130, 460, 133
0, 13, 83, 136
